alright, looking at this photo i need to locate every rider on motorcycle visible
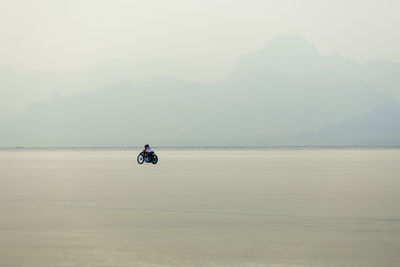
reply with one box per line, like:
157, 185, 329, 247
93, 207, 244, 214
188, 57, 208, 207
137, 144, 158, 164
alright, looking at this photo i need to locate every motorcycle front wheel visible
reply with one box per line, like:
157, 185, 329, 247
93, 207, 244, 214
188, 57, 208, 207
137, 153, 144, 164
152, 155, 158, 164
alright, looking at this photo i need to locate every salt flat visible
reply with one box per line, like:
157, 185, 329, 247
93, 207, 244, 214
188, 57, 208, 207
1, 149, 400, 266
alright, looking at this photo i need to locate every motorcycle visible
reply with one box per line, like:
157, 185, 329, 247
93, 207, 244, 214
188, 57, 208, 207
137, 151, 158, 165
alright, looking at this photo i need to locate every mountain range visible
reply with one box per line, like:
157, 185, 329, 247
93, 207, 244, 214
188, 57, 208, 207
1, 35, 399, 147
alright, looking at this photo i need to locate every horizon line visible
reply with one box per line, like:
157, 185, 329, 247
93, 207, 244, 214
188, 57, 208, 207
1, 145, 400, 151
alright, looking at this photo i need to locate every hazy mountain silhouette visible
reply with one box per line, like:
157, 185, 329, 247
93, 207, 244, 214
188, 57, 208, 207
1, 36, 399, 146
295, 104, 400, 146
228, 36, 400, 101
227, 36, 327, 81
357, 60, 400, 101
0, 60, 159, 115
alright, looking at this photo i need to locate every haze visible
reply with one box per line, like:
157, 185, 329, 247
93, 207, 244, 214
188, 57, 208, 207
1, 0, 400, 146
2, 0, 400, 77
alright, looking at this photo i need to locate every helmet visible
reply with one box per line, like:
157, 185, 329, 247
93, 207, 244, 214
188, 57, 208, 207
144, 144, 149, 148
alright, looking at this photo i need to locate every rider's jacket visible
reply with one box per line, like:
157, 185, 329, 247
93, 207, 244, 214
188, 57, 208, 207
143, 146, 154, 153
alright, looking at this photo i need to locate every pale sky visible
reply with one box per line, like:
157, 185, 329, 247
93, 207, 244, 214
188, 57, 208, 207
1, 0, 400, 81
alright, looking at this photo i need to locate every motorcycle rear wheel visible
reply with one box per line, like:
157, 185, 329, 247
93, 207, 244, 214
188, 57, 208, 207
152, 155, 158, 164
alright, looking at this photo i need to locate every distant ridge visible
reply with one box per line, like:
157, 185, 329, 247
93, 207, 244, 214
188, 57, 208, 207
0, 36, 399, 147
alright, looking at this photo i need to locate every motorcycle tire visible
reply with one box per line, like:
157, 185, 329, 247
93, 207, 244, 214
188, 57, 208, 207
137, 153, 144, 164
152, 155, 158, 164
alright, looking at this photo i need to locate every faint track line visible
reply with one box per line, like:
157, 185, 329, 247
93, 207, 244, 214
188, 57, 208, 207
66, 205, 400, 223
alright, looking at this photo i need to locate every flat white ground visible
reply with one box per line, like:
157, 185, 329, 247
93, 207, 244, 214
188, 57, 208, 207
1, 149, 400, 266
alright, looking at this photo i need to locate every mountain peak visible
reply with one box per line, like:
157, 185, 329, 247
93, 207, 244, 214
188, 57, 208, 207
227, 35, 323, 81
262, 35, 319, 56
